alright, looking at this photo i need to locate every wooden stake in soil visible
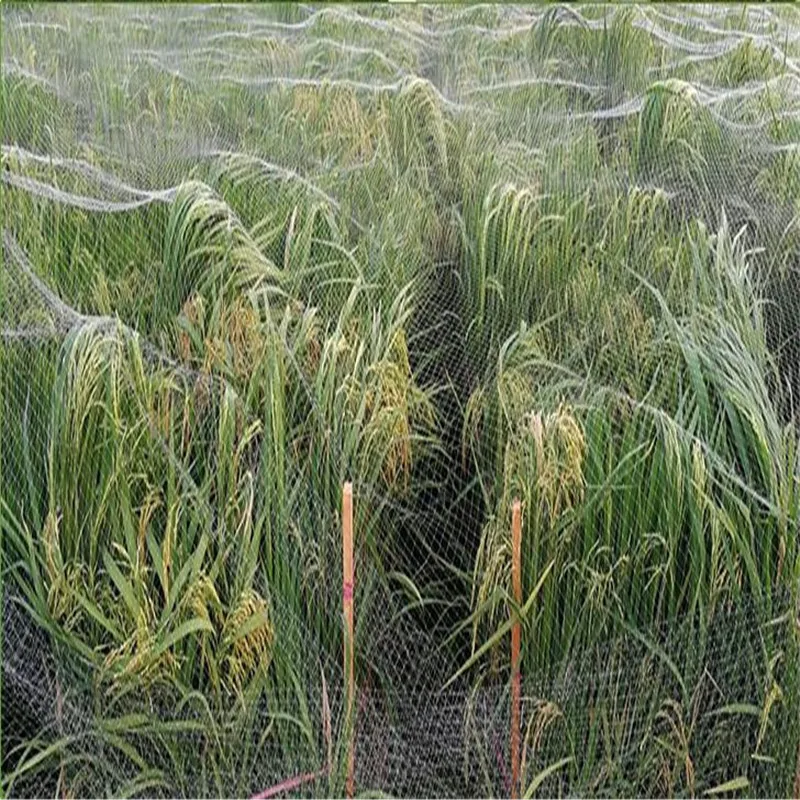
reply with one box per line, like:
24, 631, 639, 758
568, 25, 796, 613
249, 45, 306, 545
342, 482, 355, 799
511, 499, 522, 800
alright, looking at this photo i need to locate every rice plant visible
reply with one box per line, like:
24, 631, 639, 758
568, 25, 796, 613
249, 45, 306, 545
2, 4, 799, 797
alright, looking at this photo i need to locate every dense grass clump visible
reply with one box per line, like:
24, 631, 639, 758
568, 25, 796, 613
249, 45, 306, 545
2, 4, 799, 797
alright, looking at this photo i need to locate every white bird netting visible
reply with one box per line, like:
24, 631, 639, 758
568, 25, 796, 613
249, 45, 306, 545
2, 4, 800, 798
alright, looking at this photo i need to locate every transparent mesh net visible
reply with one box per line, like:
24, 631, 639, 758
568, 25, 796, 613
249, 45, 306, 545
2, 3, 800, 798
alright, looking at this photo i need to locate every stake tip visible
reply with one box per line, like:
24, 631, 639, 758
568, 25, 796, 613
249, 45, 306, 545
343, 481, 353, 495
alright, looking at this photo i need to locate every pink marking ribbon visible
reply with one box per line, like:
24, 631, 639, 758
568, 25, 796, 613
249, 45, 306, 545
343, 581, 354, 602
251, 766, 328, 799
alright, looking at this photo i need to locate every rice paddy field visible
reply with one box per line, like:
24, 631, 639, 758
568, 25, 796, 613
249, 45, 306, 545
2, 3, 800, 798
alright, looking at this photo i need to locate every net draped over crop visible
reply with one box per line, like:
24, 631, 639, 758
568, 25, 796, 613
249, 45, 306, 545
2, 4, 800, 798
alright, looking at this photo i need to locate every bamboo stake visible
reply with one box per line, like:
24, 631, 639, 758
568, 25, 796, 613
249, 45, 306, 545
511, 499, 522, 800
342, 482, 355, 799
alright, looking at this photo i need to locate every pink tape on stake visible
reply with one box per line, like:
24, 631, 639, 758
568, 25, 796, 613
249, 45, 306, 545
343, 581, 354, 602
